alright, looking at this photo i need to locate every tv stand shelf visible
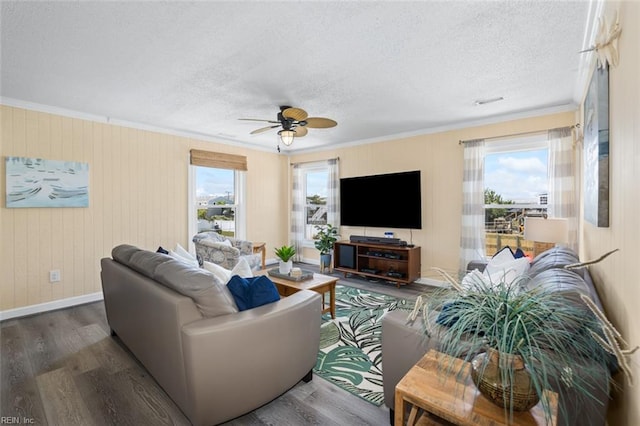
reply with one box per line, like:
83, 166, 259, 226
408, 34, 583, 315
334, 241, 420, 287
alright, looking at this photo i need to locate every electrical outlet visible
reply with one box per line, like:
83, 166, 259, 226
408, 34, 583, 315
49, 270, 61, 283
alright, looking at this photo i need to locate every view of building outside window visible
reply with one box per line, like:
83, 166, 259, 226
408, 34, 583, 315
195, 167, 236, 237
484, 148, 548, 255
305, 170, 328, 240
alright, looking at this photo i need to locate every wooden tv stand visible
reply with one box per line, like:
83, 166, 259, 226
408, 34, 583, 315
333, 241, 420, 287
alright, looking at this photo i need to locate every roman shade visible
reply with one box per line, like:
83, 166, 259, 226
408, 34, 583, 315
190, 149, 247, 171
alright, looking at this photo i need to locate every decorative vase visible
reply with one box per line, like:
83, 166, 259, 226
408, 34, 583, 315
319, 253, 332, 273
279, 260, 293, 275
470, 348, 539, 412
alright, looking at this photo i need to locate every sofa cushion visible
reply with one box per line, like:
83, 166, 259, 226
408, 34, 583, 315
529, 246, 580, 278
525, 268, 599, 307
129, 250, 173, 278
154, 259, 238, 317
112, 244, 141, 265
227, 275, 281, 311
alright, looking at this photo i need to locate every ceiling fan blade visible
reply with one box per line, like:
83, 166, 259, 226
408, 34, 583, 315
239, 118, 279, 123
294, 126, 308, 137
250, 125, 280, 135
282, 107, 308, 121
304, 117, 338, 128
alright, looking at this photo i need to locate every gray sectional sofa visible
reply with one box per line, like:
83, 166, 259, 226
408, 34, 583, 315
101, 244, 321, 426
382, 247, 612, 426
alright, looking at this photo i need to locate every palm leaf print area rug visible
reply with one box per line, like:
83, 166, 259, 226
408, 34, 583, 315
314, 285, 415, 406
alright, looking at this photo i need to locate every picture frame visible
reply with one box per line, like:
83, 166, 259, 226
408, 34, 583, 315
5, 156, 89, 208
583, 65, 610, 227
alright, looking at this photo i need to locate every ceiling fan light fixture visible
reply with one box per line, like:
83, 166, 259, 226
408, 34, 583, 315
278, 129, 296, 146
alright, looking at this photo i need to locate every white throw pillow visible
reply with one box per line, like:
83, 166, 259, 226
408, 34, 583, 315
490, 247, 516, 266
170, 243, 199, 267
484, 257, 530, 287
175, 243, 197, 261
203, 261, 232, 284
461, 269, 492, 290
230, 257, 253, 279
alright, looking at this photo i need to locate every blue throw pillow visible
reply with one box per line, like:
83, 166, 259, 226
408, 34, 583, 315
435, 302, 459, 327
227, 275, 281, 311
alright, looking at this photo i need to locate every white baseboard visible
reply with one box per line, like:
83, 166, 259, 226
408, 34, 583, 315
414, 277, 450, 287
0, 292, 104, 321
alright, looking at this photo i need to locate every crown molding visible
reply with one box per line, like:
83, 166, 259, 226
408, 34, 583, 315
0, 97, 276, 154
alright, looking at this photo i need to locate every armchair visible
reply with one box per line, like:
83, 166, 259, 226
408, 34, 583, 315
193, 231, 261, 270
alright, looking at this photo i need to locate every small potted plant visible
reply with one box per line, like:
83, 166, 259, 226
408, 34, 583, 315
274, 245, 296, 274
314, 224, 339, 273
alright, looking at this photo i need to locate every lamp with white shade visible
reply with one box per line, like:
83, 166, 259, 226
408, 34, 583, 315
523, 217, 569, 257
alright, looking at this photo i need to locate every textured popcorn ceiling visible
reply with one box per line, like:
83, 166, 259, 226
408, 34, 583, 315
0, 1, 598, 152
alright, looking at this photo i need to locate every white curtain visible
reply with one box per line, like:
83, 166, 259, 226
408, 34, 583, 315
291, 165, 305, 262
459, 139, 486, 276
547, 127, 578, 250
326, 158, 340, 229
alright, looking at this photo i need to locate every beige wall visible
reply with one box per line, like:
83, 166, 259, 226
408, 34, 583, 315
0, 105, 576, 309
290, 111, 575, 280
579, 2, 639, 425
0, 105, 289, 312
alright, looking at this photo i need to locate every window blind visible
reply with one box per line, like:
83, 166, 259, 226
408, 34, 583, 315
190, 149, 247, 171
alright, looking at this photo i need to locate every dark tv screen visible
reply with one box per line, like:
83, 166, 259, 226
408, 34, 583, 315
340, 170, 422, 229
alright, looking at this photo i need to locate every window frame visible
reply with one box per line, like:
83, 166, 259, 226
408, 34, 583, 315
483, 135, 549, 255
188, 164, 246, 252
301, 164, 330, 247
484, 135, 549, 210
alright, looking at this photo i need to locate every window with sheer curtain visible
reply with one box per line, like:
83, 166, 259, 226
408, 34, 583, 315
291, 159, 339, 260
460, 126, 577, 271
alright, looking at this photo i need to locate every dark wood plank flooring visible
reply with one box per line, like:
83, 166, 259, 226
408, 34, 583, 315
1, 264, 429, 425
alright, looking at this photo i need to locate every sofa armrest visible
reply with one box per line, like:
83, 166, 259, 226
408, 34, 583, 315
228, 238, 253, 256
193, 239, 241, 268
180, 290, 321, 426
381, 309, 434, 412
194, 238, 240, 255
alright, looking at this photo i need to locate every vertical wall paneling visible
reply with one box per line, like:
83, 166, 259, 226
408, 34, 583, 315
582, 2, 640, 425
0, 105, 287, 312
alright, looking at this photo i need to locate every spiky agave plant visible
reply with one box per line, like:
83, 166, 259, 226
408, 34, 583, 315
417, 270, 615, 424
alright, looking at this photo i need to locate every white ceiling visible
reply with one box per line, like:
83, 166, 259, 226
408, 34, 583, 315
1, 1, 599, 153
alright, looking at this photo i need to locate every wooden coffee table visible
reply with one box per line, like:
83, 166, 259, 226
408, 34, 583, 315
256, 269, 338, 319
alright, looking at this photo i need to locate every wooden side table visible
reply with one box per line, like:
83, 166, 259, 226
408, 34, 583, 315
252, 242, 266, 269
395, 350, 557, 426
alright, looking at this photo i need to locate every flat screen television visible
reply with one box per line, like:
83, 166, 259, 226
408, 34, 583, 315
340, 170, 422, 229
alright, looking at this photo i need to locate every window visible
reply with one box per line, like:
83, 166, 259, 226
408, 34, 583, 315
188, 150, 247, 246
304, 168, 329, 241
194, 167, 240, 237
291, 159, 339, 255
483, 137, 548, 256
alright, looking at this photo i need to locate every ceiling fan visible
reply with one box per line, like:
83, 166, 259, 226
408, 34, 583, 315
239, 106, 337, 146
